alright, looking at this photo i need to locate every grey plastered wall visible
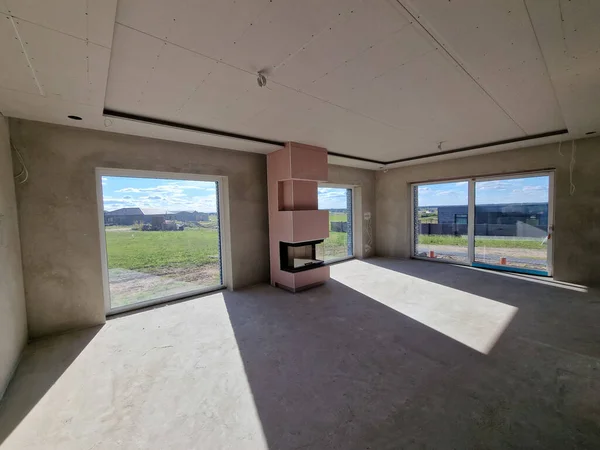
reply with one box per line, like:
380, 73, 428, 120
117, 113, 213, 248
376, 137, 600, 285
328, 165, 376, 259
0, 116, 27, 398
10, 119, 270, 338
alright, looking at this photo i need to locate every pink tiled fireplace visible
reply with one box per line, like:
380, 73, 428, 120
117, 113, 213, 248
267, 142, 330, 292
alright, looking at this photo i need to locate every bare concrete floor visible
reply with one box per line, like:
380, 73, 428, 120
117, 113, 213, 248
1, 258, 599, 449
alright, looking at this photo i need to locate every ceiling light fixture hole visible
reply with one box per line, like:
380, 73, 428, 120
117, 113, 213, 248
68, 115, 82, 121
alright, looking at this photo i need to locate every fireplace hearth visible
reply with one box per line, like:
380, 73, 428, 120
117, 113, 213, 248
280, 240, 324, 273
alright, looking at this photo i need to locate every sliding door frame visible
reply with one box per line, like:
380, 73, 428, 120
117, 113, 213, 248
95, 168, 231, 316
411, 170, 554, 276
318, 183, 356, 264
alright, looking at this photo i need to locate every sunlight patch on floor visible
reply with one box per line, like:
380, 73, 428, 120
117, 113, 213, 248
0, 292, 268, 450
331, 260, 518, 354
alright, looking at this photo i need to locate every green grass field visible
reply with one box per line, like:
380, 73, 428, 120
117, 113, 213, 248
419, 234, 547, 250
105, 228, 219, 272
329, 212, 347, 222
317, 211, 351, 261
106, 209, 351, 272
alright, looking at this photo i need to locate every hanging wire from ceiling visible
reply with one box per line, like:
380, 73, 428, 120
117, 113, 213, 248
11, 142, 29, 184
569, 140, 576, 196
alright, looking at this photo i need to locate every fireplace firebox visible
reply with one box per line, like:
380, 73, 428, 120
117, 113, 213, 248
280, 240, 324, 273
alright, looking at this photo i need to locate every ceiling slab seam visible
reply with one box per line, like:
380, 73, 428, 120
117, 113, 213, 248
7, 15, 44, 95
389, 0, 528, 135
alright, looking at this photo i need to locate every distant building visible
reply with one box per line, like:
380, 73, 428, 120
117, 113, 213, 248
420, 203, 548, 238
104, 208, 167, 226
169, 211, 210, 222
104, 208, 210, 225
437, 203, 548, 227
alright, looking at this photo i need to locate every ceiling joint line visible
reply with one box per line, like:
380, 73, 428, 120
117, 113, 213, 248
115, 22, 257, 77
272, 5, 358, 72
391, 0, 527, 134
305, 22, 414, 87
268, 78, 405, 132
522, 0, 567, 128
5, 14, 110, 49
9, 15, 45, 96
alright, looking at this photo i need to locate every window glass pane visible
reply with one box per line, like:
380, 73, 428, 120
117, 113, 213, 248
413, 181, 469, 264
316, 187, 353, 261
474, 176, 549, 274
101, 176, 222, 309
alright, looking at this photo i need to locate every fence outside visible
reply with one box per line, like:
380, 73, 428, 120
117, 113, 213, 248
419, 222, 547, 238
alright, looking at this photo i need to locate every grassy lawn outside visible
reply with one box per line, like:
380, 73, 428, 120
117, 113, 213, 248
329, 212, 347, 222
106, 227, 220, 272
106, 209, 351, 275
419, 234, 547, 250
318, 211, 350, 261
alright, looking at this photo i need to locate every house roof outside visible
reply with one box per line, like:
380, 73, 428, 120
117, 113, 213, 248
104, 208, 167, 216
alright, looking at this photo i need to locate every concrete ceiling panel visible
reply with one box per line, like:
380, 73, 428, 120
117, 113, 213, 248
15, 19, 111, 106
400, 0, 565, 135
343, 50, 524, 149
133, 43, 218, 121
271, 0, 408, 88
4, 0, 600, 167
526, 0, 600, 136
0, 14, 40, 94
5, 0, 117, 48
303, 25, 435, 108
104, 24, 166, 114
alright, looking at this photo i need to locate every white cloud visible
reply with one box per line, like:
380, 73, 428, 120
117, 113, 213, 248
523, 185, 547, 192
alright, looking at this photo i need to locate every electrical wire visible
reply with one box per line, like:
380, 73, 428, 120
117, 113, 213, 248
11, 143, 29, 184
364, 214, 373, 256
557, 140, 563, 156
569, 140, 576, 196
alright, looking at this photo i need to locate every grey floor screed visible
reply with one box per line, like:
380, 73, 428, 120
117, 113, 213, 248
0, 258, 599, 449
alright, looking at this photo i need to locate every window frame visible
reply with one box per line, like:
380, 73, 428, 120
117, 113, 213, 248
318, 183, 356, 264
410, 170, 555, 276
95, 168, 232, 316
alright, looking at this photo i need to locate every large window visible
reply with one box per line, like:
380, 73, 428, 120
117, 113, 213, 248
316, 186, 353, 262
413, 181, 469, 264
413, 172, 553, 276
97, 170, 226, 314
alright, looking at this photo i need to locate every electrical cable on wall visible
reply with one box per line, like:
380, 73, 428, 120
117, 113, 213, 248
569, 140, 576, 196
364, 212, 373, 256
11, 142, 29, 184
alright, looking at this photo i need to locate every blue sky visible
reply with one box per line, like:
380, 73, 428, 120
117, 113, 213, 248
318, 187, 349, 210
102, 177, 349, 212
417, 176, 549, 206
102, 176, 218, 212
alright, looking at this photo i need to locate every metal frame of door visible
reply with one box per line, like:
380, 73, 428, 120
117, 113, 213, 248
411, 170, 555, 276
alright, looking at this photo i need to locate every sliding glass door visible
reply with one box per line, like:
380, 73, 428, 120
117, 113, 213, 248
412, 172, 553, 276
413, 181, 469, 264
473, 175, 551, 274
